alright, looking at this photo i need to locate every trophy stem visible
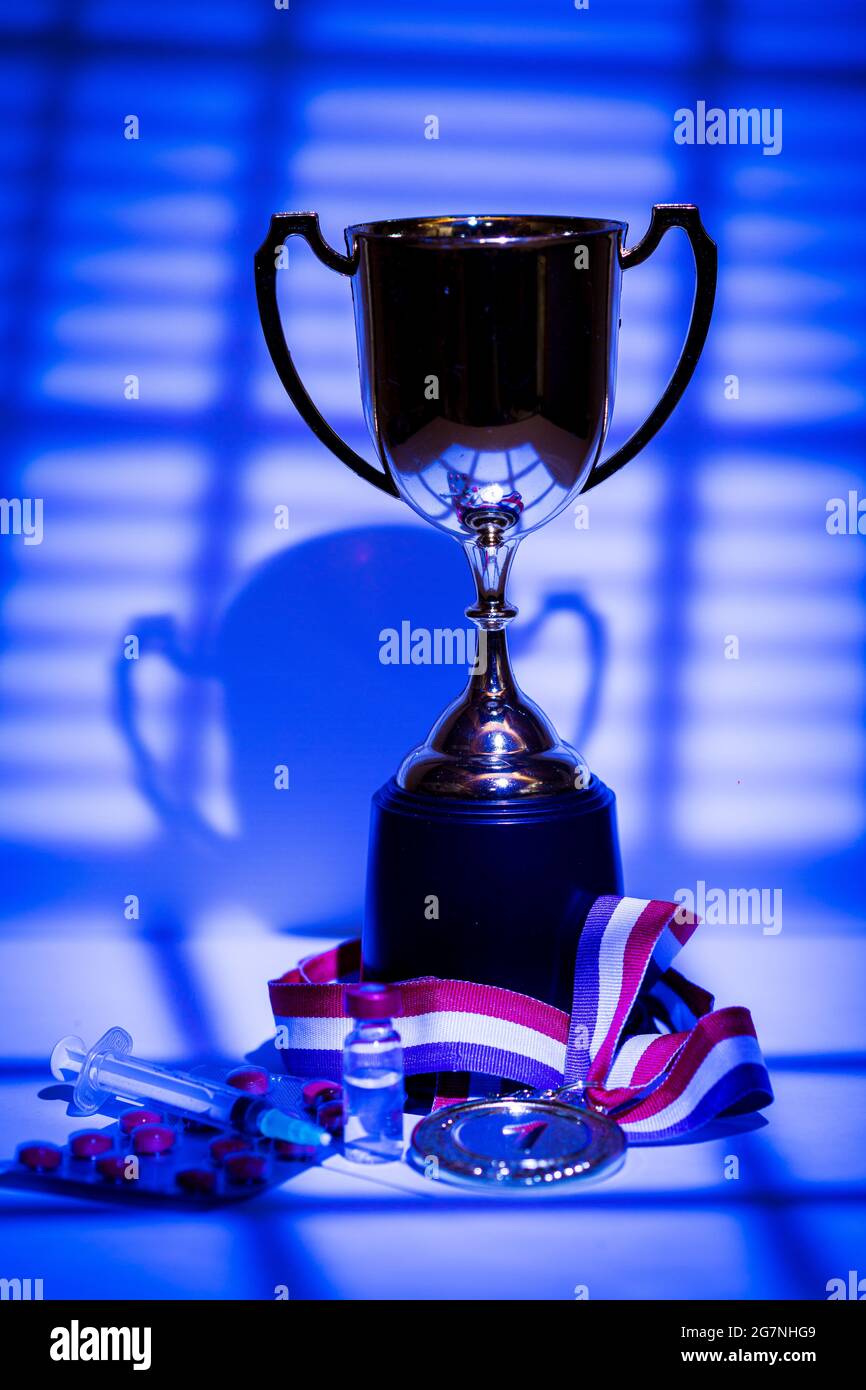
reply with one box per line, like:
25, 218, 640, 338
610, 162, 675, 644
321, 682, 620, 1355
463, 525, 518, 626
463, 527, 520, 703
396, 521, 589, 798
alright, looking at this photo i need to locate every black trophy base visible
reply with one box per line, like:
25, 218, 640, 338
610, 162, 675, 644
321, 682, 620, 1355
363, 775, 623, 1014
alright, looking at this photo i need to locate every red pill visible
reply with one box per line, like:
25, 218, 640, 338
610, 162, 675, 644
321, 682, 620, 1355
302, 1079, 341, 1110
97, 1155, 131, 1183
224, 1151, 267, 1186
18, 1142, 62, 1172
316, 1100, 344, 1134
176, 1167, 217, 1195
274, 1140, 317, 1162
209, 1135, 249, 1164
132, 1123, 175, 1156
119, 1108, 162, 1134
70, 1131, 113, 1159
226, 1066, 270, 1094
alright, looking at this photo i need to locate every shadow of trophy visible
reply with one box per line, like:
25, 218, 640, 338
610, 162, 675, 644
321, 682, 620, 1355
116, 525, 604, 939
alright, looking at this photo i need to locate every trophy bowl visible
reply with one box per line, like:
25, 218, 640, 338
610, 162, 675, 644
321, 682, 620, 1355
347, 212, 626, 541
255, 206, 716, 1008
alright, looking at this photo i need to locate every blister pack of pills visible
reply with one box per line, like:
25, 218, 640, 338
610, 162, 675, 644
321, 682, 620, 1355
2, 1066, 336, 1208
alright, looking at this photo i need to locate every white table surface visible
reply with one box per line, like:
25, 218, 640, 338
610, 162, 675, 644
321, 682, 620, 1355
2, 925, 864, 1300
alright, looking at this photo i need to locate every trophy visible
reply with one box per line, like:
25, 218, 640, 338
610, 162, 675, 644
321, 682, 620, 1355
255, 208, 716, 1011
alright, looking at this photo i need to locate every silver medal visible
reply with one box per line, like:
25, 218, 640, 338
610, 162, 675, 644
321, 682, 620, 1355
409, 1091, 626, 1190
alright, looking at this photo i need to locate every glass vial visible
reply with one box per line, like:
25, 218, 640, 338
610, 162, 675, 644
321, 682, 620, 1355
342, 983, 404, 1164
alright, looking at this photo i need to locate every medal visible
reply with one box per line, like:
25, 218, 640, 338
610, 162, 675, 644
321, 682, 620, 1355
408, 1088, 626, 1190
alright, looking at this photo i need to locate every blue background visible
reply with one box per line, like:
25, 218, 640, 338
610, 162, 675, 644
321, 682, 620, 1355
1, 0, 864, 1300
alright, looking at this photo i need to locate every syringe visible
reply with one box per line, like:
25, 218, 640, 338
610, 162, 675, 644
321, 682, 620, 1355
51, 1027, 331, 1149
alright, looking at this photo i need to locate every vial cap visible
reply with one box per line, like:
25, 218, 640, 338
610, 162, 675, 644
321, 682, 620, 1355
345, 982, 402, 1020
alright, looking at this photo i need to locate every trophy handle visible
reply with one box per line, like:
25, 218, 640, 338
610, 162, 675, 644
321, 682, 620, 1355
254, 213, 400, 498
581, 204, 717, 494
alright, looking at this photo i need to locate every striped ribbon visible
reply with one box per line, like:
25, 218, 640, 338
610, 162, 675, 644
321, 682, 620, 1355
268, 895, 773, 1144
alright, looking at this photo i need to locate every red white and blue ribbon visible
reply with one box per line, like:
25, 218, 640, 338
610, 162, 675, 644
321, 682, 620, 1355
268, 895, 772, 1144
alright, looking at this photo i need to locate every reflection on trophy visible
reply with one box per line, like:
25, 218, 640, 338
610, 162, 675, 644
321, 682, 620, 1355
255, 209, 716, 1011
